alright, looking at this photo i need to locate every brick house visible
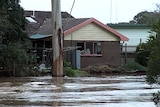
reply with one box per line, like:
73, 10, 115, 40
26, 11, 128, 68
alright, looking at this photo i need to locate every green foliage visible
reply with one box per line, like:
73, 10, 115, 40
134, 5, 160, 83
0, 0, 32, 76
124, 61, 147, 71
152, 91, 160, 105
64, 61, 71, 67
0, 0, 27, 43
74, 69, 88, 77
64, 62, 88, 77
64, 67, 88, 77
130, 9, 160, 24
135, 31, 157, 66
146, 17, 160, 84
133, 6, 160, 102
131, 11, 153, 24
135, 43, 150, 66
1, 42, 32, 76
64, 67, 75, 77
146, 38, 160, 84
135, 6, 160, 84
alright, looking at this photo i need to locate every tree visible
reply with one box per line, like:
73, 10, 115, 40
129, 9, 160, 24
136, 14, 160, 84
0, 0, 27, 43
130, 11, 152, 24
146, 18, 160, 84
135, 31, 157, 67
135, 5, 160, 105
135, 43, 150, 66
0, 0, 32, 76
135, 5, 160, 84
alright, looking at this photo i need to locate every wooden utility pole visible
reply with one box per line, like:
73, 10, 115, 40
51, 0, 63, 77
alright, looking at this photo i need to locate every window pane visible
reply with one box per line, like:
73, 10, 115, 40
77, 42, 84, 51
94, 42, 101, 54
86, 42, 93, 54
77, 41, 102, 55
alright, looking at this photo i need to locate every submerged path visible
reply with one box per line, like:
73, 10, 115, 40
0, 75, 159, 107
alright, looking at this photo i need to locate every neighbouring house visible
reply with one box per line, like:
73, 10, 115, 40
108, 23, 150, 63
24, 10, 74, 36
26, 11, 128, 68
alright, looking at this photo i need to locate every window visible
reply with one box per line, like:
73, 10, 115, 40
77, 41, 102, 55
94, 42, 101, 54
77, 42, 84, 51
86, 42, 93, 54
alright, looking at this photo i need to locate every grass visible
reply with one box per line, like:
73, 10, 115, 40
64, 67, 88, 77
63, 61, 147, 77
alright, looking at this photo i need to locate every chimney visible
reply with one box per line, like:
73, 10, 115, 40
31, 10, 35, 18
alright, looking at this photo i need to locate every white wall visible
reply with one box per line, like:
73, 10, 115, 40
116, 28, 150, 53
117, 28, 150, 46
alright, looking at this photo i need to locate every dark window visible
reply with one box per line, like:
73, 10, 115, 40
77, 42, 84, 51
45, 41, 52, 48
86, 42, 93, 54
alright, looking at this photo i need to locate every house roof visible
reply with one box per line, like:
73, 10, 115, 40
25, 11, 75, 35
30, 34, 52, 39
63, 18, 90, 31
25, 11, 74, 25
64, 18, 129, 41
35, 18, 90, 35
30, 18, 129, 41
36, 19, 52, 35
107, 23, 150, 29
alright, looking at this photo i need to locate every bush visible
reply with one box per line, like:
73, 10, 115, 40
1, 42, 34, 77
124, 61, 147, 72
152, 91, 160, 105
64, 67, 88, 77
64, 67, 75, 77
147, 53, 160, 84
64, 61, 71, 67
135, 43, 150, 66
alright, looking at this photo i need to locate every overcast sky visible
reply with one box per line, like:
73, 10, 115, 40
20, 0, 159, 24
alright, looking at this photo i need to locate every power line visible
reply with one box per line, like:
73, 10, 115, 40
63, 0, 76, 29
70, 0, 76, 15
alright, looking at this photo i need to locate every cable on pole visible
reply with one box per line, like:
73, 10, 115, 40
63, 0, 76, 29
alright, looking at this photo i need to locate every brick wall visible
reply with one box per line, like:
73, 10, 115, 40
64, 40, 121, 68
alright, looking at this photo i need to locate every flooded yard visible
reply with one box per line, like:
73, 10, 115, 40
0, 75, 159, 107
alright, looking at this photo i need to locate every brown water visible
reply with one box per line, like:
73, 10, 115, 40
0, 75, 159, 107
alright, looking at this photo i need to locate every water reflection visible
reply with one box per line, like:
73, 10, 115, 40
52, 77, 63, 106
53, 77, 63, 87
0, 76, 159, 107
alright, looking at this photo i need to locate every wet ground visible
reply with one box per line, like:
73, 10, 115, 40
0, 75, 159, 107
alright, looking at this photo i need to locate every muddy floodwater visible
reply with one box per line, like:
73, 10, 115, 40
0, 75, 159, 107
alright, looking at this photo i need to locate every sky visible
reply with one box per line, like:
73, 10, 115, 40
20, 0, 159, 24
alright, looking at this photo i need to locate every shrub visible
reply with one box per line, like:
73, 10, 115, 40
147, 52, 160, 84
2, 42, 32, 76
124, 61, 147, 72
64, 61, 71, 67
64, 67, 75, 77
64, 67, 88, 77
152, 91, 160, 105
